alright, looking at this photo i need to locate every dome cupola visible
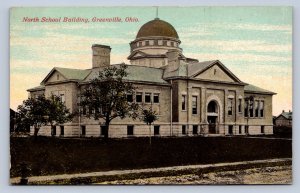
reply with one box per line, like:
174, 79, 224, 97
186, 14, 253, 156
136, 18, 179, 39
128, 18, 182, 68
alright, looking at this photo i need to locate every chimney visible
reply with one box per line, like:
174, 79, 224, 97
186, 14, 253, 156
282, 110, 285, 113
92, 44, 111, 68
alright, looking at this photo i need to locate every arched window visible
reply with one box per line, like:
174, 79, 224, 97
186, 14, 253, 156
208, 101, 218, 113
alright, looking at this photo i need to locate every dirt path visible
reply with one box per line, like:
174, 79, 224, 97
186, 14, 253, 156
97, 165, 292, 184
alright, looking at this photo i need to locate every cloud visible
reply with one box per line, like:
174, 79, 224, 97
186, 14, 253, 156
231, 23, 292, 32
182, 39, 291, 54
192, 22, 292, 32
186, 52, 291, 63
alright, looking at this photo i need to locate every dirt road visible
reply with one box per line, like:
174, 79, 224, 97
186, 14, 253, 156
97, 165, 292, 185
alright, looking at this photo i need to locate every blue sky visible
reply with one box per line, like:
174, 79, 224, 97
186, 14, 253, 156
10, 7, 292, 115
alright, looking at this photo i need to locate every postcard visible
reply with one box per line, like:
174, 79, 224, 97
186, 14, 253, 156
10, 6, 292, 185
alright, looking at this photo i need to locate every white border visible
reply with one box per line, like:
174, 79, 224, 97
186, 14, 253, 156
1, 1, 298, 193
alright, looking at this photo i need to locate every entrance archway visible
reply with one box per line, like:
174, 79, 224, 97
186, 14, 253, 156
207, 100, 219, 134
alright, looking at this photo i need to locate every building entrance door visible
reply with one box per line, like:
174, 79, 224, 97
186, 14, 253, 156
207, 116, 217, 133
207, 100, 219, 134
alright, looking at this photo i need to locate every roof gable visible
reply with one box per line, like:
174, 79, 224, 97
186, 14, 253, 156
84, 64, 169, 84
127, 51, 148, 60
41, 67, 91, 84
244, 84, 276, 95
276, 111, 292, 120
191, 60, 242, 83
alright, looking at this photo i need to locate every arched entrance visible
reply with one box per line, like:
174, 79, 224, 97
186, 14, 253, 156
207, 100, 219, 134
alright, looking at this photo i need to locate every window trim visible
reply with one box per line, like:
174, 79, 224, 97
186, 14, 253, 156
228, 98, 233, 116
145, 92, 151, 103
181, 95, 186, 111
135, 92, 143, 103
192, 96, 198, 115
153, 93, 160, 103
238, 99, 242, 113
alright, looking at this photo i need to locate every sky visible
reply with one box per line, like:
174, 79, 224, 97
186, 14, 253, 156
10, 7, 292, 115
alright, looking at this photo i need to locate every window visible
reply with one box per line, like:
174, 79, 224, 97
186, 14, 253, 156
171, 42, 174, 47
245, 125, 249, 134
81, 126, 86, 136
127, 94, 133, 102
138, 42, 142, 47
57, 74, 59, 80
154, 40, 158, 45
145, 93, 151, 103
153, 93, 159, 103
182, 125, 186, 135
136, 92, 142, 103
260, 101, 264, 117
228, 98, 233, 115
249, 100, 254, 117
244, 101, 248, 117
163, 40, 167, 46
239, 125, 242, 134
238, 99, 242, 113
60, 126, 64, 136
145, 41, 149, 46
192, 96, 197, 114
154, 125, 160, 135
193, 125, 198, 135
261, 126, 265, 134
228, 125, 233, 135
51, 126, 56, 136
182, 95, 186, 111
127, 125, 134, 136
60, 94, 65, 103
89, 106, 93, 115
255, 100, 259, 117
100, 126, 107, 136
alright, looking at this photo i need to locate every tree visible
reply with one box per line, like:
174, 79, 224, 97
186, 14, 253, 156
141, 106, 158, 145
80, 64, 139, 139
16, 95, 73, 138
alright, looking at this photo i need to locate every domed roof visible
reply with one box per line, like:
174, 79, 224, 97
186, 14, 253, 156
136, 18, 179, 39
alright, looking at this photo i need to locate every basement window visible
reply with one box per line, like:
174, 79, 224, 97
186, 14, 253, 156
154, 125, 160, 135
81, 126, 86, 137
193, 125, 198, 135
182, 125, 186, 135
127, 125, 134, 136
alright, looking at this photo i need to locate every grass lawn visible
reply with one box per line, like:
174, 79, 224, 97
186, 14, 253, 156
10, 136, 292, 177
